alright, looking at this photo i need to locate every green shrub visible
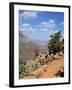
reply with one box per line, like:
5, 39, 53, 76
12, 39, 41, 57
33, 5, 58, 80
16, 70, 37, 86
19, 60, 39, 79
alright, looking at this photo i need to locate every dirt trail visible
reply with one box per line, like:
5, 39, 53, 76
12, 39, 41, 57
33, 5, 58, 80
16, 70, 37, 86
24, 58, 64, 79
39, 58, 64, 78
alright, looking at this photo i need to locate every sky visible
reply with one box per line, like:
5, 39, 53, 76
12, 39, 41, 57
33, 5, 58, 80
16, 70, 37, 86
19, 10, 64, 43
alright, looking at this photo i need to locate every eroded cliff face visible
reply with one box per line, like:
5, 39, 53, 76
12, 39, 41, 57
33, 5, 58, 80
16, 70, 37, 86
19, 32, 39, 61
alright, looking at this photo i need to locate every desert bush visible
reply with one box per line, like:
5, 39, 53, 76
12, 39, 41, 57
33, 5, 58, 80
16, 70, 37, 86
34, 49, 39, 59
19, 63, 30, 78
19, 60, 39, 79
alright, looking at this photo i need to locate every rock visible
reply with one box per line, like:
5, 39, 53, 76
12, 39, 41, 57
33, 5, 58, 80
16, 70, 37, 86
55, 67, 64, 77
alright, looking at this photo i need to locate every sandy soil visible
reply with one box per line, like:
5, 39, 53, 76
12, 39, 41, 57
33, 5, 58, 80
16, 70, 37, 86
39, 58, 64, 78
23, 58, 64, 79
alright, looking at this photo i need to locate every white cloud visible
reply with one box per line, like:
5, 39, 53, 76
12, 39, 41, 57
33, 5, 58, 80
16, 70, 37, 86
37, 19, 57, 32
41, 19, 56, 30
20, 19, 57, 32
41, 28, 49, 32
20, 23, 37, 32
60, 22, 64, 25
20, 23, 32, 31
20, 11, 38, 19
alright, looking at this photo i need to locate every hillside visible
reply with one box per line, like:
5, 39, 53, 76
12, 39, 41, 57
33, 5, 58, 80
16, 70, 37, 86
19, 32, 39, 61
23, 58, 64, 79
19, 31, 64, 79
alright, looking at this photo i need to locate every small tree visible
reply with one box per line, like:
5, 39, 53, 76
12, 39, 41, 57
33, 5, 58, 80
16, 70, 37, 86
34, 49, 39, 59
60, 38, 64, 54
48, 31, 62, 55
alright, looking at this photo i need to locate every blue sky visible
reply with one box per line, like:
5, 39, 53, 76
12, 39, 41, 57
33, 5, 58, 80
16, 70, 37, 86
19, 10, 64, 42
